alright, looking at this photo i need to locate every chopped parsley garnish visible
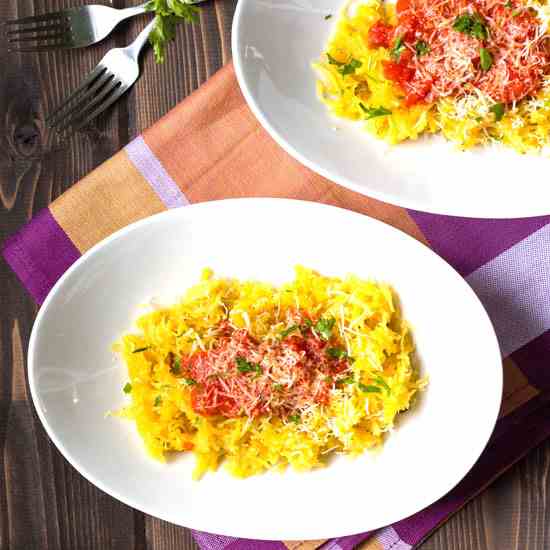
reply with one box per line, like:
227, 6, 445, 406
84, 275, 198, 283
236, 356, 262, 375
154, 395, 162, 407
288, 414, 301, 424
415, 40, 430, 56
360, 103, 392, 119
452, 13, 488, 41
325, 14, 333, 20
339, 374, 355, 384
123, 382, 132, 394
490, 102, 505, 121
281, 325, 299, 338
183, 377, 197, 386
505, 0, 513, 7
170, 356, 182, 375
339, 58, 363, 76
327, 53, 362, 75
512, 8, 521, 16
132, 346, 150, 354
358, 383, 382, 393
480, 47, 493, 71
373, 375, 391, 394
390, 35, 405, 61
327, 347, 348, 359
300, 318, 313, 333
327, 52, 344, 66
314, 317, 336, 340
273, 383, 284, 391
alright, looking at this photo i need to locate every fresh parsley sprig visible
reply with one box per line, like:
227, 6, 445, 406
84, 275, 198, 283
145, 0, 199, 63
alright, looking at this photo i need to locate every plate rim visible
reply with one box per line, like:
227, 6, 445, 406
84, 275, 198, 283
27, 197, 503, 539
231, 0, 550, 219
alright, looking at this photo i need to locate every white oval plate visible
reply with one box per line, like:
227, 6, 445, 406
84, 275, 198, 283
232, 0, 550, 219
29, 199, 502, 540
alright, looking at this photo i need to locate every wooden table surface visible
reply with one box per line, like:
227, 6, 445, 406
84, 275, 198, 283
1, 1, 549, 549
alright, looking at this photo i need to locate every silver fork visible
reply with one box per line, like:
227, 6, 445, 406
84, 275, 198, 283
5, 2, 149, 52
46, 19, 155, 133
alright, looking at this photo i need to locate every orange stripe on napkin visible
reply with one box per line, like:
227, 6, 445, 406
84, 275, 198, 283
141, 63, 429, 247
50, 151, 166, 253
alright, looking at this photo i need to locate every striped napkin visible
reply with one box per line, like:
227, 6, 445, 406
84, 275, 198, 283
3, 62, 550, 550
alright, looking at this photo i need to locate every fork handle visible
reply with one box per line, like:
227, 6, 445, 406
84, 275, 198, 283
125, 19, 156, 59
119, 2, 150, 20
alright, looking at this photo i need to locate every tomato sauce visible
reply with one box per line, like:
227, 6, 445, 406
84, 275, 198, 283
371, 0, 549, 106
182, 315, 354, 419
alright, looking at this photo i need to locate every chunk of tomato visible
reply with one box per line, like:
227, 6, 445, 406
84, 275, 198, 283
396, 0, 411, 14
382, 60, 415, 85
368, 21, 394, 48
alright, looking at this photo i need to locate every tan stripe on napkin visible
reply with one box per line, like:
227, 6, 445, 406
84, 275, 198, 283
283, 540, 328, 550
356, 538, 384, 550
51, 150, 166, 253
500, 358, 539, 417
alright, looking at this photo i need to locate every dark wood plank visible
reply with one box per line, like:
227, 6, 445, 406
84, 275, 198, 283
0, 0, 140, 549
419, 440, 550, 550
0, 1, 548, 550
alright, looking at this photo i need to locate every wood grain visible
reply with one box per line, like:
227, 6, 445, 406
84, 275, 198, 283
0, 1, 548, 550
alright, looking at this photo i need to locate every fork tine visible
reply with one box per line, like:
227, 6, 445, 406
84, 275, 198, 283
4, 12, 66, 26
6, 23, 66, 36
47, 70, 112, 128
56, 80, 123, 132
72, 86, 128, 132
8, 32, 69, 44
46, 66, 106, 126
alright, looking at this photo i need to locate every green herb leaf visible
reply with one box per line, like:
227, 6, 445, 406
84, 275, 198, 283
512, 8, 521, 16
288, 414, 301, 424
145, 0, 199, 63
452, 13, 488, 40
183, 377, 197, 386
480, 47, 493, 70
154, 395, 163, 407
327, 52, 345, 66
273, 383, 284, 391
360, 103, 392, 119
490, 102, 505, 121
132, 346, 150, 354
358, 383, 382, 393
471, 18, 489, 40
281, 325, 299, 338
415, 40, 430, 56
390, 35, 405, 61
340, 58, 363, 76
453, 14, 474, 34
325, 14, 333, 20
170, 356, 182, 375
373, 375, 391, 394
236, 356, 262, 374
505, 0, 513, 7
123, 382, 132, 394
314, 317, 336, 340
327, 347, 348, 359
300, 319, 313, 333
339, 374, 355, 384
